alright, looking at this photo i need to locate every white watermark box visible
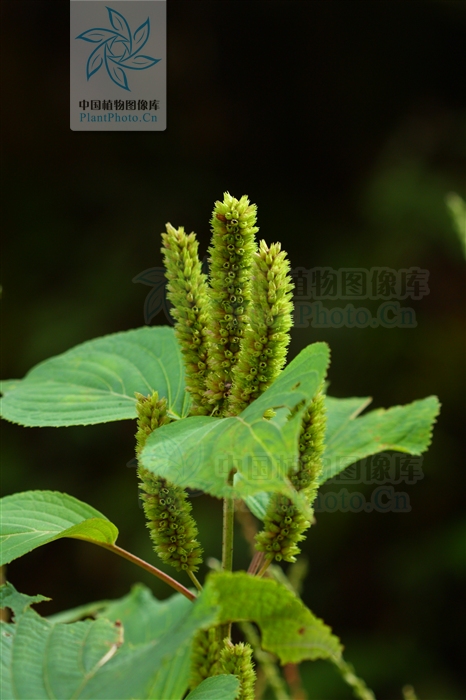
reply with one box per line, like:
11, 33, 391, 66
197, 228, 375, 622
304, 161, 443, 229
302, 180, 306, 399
70, 1, 166, 131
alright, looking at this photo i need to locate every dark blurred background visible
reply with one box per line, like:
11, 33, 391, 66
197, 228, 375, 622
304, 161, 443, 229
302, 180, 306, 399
1, 1, 465, 698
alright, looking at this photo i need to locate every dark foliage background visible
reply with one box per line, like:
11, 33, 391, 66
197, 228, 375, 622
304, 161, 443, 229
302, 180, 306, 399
1, 2, 465, 698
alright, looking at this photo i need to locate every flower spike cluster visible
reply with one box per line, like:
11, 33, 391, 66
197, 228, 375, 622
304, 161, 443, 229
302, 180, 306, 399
161, 224, 211, 415
135, 391, 203, 573
148, 193, 330, 699
203, 193, 258, 416
227, 240, 294, 416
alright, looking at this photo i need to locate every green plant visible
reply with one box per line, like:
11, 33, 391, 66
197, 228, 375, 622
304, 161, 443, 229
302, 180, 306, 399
0, 193, 439, 700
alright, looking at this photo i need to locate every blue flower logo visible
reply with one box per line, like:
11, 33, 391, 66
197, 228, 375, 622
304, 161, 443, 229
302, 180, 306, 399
76, 6, 161, 91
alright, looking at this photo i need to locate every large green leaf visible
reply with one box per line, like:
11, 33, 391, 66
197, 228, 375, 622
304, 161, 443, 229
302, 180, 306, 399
98, 584, 193, 700
78, 586, 217, 700
0, 582, 217, 700
185, 675, 240, 700
0, 583, 123, 700
321, 395, 440, 483
0, 491, 118, 565
140, 343, 330, 501
0, 326, 190, 427
202, 571, 342, 665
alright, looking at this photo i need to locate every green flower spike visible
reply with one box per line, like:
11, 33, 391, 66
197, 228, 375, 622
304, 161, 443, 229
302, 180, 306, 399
135, 390, 171, 457
203, 193, 258, 416
135, 391, 203, 574
190, 627, 221, 690
161, 224, 211, 415
227, 240, 294, 416
254, 493, 311, 564
291, 383, 327, 505
218, 639, 256, 700
255, 386, 327, 564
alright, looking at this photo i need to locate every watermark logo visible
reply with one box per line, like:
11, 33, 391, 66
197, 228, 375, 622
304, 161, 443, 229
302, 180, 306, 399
70, 1, 166, 131
133, 265, 429, 328
127, 452, 423, 510
315, 486, 412, 513
76, 7, 160, 91
292, 266, 430, 301
133, 267, 174, 325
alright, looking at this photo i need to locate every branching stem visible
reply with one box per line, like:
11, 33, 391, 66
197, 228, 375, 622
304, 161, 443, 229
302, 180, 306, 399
94, 541, 196, 602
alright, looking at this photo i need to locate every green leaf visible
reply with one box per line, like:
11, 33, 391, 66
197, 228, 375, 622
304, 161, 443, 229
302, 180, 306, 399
97, 584, 193, 700
140, 343, 330, 501
45, 599, 110, 625
1, 583, 123, 700
0, 582, 50, 619
0, 380, 21, 395
79, 585, 217, 700
0, 326, 190, 427
202, 571, 342, 665
185, 675, 240, 700
321, 395, 440, 483
0, 491, 118, 565
0, 582, 217, 700
243, 491, 271, 521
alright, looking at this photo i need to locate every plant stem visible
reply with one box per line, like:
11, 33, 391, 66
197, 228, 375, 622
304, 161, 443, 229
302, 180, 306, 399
94, 541, 196, 602
222, 470, 236, 572
248, 550, 264, 575
283, 664, 307, 700
187, 570, 203, 592
257, 558, 272, 579
220, 470, 236, 641
333, 658, 376, 700
222, 496, 235, 572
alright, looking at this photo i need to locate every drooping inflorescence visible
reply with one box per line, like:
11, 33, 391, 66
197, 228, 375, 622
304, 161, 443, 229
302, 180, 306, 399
135, 391, 203, 573
135, 390, 171, 457
291, 383, 327, 505
161, 224, 211, 415
203, 193, 258, 416
254, 385, 327, 563
254, 492, 311, 564
227, 240, 294, 416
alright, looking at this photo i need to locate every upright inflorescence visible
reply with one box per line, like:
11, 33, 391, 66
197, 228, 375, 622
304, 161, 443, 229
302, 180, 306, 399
254, 385, 327, 563
135, 391, 203, 573
218, 640, 256, 700
161, 224, 211, 416
203, 193, 258, 416
227, 240, 294, 416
